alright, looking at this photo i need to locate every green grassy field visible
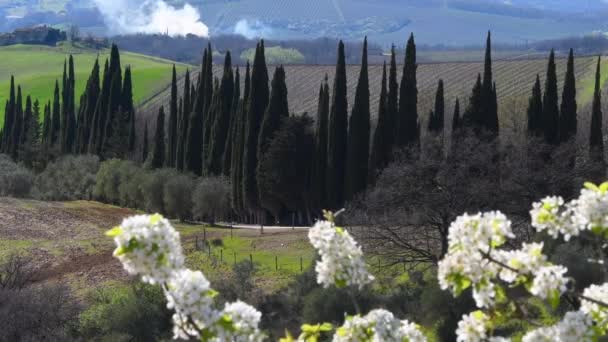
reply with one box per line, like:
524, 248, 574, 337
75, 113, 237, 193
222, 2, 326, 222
0, 44, 188, 127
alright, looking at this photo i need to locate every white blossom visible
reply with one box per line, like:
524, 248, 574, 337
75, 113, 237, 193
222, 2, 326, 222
522, 326, 558, 342
580, 283, 608, 326
530, 196, 580, 240
309, 220, 374, 289
398, 320, 427, 342
165, 269, 219, 340
447, 212, 514, 252
556, 311, 593, 342
570, 185, 608, 234
215, 301, 264, 342
456, 311, 489, 342
529, 265, 568, 299
108, 214, 184, 284
473, 282, 496, 308
333, 309, 426, 342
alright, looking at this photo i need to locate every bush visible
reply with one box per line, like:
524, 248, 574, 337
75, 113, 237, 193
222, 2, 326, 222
94, 159, 124, 204
192, 176, 231, 224
116, 160, 142, 208
141, 169, 177, 214
36, 154, 100, 201
0, 154, 34, 198
163, 173, 194, 221
78, 282, 172, 341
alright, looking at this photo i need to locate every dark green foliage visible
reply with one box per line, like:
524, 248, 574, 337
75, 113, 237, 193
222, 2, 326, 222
369, 63, 390, 183
0, 154, 34, 197
36, 155, 100, 201
102, 73, 129, 159
452, 98, 461, 133
312, 77, 330, 210
185, 49, 209, 175
167, 65, 178, 167
257, 65, 289, 218
41, 101, 51, 150
387, 45, 398, 155
123, 67, 135, 153
527, 74, 543, 137
75, 59, 100, 154
207, 52, 235, 176
60, 56, 76, 154
89, 60, 110, 155
590, 56, 604, 162
345, 38, 371, 201
559, 49, 577, 143
202, 79, 220, 174
428, 79, 445, 133
19, 97, 41, 168
176, 98, 185, 170
192, 176, 232, 224
163, 174, 193, 222
481, 32, 498, 134
149, 106, 166, 169
1, 77, 15, 155
463, 74, 482, 128
11, 86, 23, 159
231, 62, 250, 214
326, 40, 348, 209
396, 34, 419, 147
257, 115, 315, 218
543, 49, 560, 145
51, 80, 61, 147
242, 41, 269, 212
177, 70, 191, 171
142, 123, 149, 163
223, 67, 241, 176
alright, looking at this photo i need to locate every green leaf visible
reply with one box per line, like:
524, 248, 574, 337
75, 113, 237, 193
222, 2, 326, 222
319, 323, 333, 332
600, 182, 608, 193
548, 289, 561, 310
206, 289, 219, 298
495, 285, 507, 304
585, 182, 600, 191
279, 330, 295, 342
218, 314, 235, 332
105, 226, 122, 237
200, 328, 215, 341
301, 324, 316, 333
114, 246, 127, 256
150, 214, 163, 225
335, 278, 347, 289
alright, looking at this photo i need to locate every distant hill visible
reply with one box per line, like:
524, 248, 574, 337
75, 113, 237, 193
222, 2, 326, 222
0, 44, 188, 126
1, 0, 607, 46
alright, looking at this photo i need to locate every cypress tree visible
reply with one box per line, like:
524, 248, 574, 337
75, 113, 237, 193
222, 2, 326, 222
428, 79, 445, 134
20, 95, 32, 146
202, 79, 220, 174
41, 101, 51, 150
231, 62, 250, 215
203, 43, 214, 116
345, 38, 371, 201
326, 40, 348, 209
527, 74, 543, 137
102, 72, 124, 155
559, 48, 577, 143
257, 65, 289, 214
76, 59, 100, 153
463, 74, 482, 128
313, 76, 330, 210
223, 67, 241, 176
590, 56, 604, 163
177, 70, 191, 171
10, 86, 23, 158
108, 44, 122, 86
207, 53, 235, 175
1, 76, 15, 153
242, 41, 269, 212
396, 33, 419, 147
452, 98, 461, 133
122, 66, 134, 121
176, 98, 185, 170
61, 55, 76, 154
369, 62, 390, 182
481, 31, 498, 134
150, 106, 166, 169
543, 49, 560, 145
128, 110, 136, 153
142, 123, 149, 163
89, 59, 110, 155
167, 65, 179, 167
387, 45, 398, 156
185, 48, 208, 175
20, 97, 40, 167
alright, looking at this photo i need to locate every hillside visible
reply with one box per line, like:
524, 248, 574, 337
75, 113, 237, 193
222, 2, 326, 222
140, 55, 607, 129
0, 44, 188, 126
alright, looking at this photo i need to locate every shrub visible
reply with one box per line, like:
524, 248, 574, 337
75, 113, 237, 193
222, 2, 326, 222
78, 282, 172, 341
140, 168, 177, 214
94, 159, 124, 204
163, 173, 194, 221
36, 154, 100, 201
192, 176, 231, 224
0, 154, 34, 198
116, 160, 142, 208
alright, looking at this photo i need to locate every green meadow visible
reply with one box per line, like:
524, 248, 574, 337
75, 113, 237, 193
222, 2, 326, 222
0, 44, 188, 126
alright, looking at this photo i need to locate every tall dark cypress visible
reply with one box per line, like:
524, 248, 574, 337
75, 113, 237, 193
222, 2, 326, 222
202, 79, 220, 174
463, 74, 482, 128
397, 33, 419, 147
1, 76, 15, 153
176, 98, 185, 170
559, 48, 577, 143
223, 67, 241, 175
20, 95, 32, 147
20, 96, 40, 165
61, 55, 76, 154
102, 72, 124, 155
345, 38, 371, 201
428, 79, 445, 134
142, 123, 149, 163
370, 62, 390, 181
590, 56, 604, 163
481, 31, 498, 134
76, 59, 100, 153
326, 40, 349, 209
177, 70, 191, 171
452, 98, 461, 133
543, 49, 560, 145
231, 62, 250, 214
89, 59, 110, 154
185, 48, 208, 175
41, 101, 51, 150
122, 66, 134, 120
313, 77, 330, 210
150, 106, 166, 169
208, 53, 235, 175
11, 86, 23, 158
387, 45, 398, 155
527, 74, 543, 137
242, 41, 269, 212
167, 65, 179, 167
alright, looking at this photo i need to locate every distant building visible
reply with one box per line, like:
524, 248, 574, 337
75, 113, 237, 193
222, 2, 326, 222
0, 25, 67, 46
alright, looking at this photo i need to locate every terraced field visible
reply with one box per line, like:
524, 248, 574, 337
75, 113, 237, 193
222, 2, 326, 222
140, 55, 605, 130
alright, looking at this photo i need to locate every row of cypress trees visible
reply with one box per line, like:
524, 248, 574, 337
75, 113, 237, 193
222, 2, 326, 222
0, 44, 136, 165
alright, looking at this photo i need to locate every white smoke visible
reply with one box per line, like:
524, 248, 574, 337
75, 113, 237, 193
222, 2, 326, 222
93, 0, 209, 37
234, 19, 272, 39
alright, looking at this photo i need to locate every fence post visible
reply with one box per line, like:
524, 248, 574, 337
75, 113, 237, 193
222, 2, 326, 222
231, 225, 233, 239
275, 256, 278, 271
208, 244, 211, 257
250, 254, 253, 267
203, 228, 207, 241
220, 249, 223, 263
292, 213, 295, 230
300, 256, 303, 272
234, 252, 236, 265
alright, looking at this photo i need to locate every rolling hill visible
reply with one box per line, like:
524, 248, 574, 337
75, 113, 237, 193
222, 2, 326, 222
140, 55, 607, 132
0, 43, 188, 126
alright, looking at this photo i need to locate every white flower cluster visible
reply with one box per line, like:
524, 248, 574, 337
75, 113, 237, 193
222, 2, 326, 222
530, 183, 608, 241
439, 212, 569, 309
308, 220, 374, 289
165, 269, 218, 340
108, 214, 184, 284
522, 311, 593, 342
581, 284, 608, 326
456, 311, 492, 342
108, 215, 264, 341
333, 309, 426, 342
